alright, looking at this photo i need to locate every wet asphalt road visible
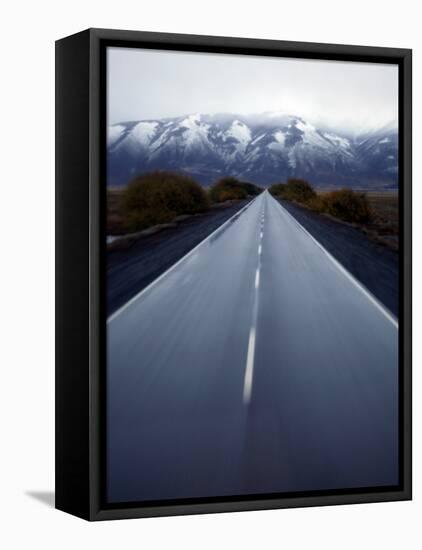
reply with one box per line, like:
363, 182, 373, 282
107, 199, 253, 315
107, 191, 398, 503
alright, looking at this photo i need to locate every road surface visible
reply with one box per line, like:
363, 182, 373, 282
279, 198, 399, 316
107, 190, 399, 503
107, 199, 253, 315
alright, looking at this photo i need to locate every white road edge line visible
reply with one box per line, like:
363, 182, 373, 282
255, 269, 260, 289
273, 197, 398, 329
258, 244, 262, 255
108, 196, 259, 324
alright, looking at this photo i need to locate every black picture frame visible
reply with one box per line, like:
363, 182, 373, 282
55, 28, 412, 521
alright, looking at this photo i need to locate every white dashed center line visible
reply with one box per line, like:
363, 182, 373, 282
255, 269, 260, 289
243, 204, 265, 405
243, 327, 256, 404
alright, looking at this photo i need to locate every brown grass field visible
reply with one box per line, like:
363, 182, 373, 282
107, 188, 126, 235
363, 191, 399, 250
315, 189, 399, 250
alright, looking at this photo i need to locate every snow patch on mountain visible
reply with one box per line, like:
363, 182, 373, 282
288, 148, 297, 169
176, 114, 212, 151
323, 133, 351, 150
108, 124, 125, 147
295, 119, 330, 150
227, 120, 251, 146
181, 113, 201, 128
131, 121, 158, 145
273, 131, 286, 147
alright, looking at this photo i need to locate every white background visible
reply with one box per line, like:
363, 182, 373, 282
0, 0, 419, 547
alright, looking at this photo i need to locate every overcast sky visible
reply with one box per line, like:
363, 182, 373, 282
107, 47, 398, 133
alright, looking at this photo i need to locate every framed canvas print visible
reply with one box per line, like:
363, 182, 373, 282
55, 28, 412, 520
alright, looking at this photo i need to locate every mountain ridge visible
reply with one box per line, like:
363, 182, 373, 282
107, 112, 398, 189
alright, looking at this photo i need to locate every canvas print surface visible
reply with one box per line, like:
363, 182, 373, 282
106, 47, 399, 504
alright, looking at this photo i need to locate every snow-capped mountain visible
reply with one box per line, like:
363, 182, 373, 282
107, 112, 398, 188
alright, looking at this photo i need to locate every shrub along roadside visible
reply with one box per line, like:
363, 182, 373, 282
120, 171, 210, 232
209, 177, 261, 203
321, 188, 371, 223
269, 178, 316, 203
269, 179, 372, 224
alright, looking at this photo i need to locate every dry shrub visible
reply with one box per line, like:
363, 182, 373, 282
209, 177, 259, 203
121, 171, 209, 232
269, 178, 316, 204
306, 195, 326, 213
322, 189, 371, 223
270, 179, 372, 224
